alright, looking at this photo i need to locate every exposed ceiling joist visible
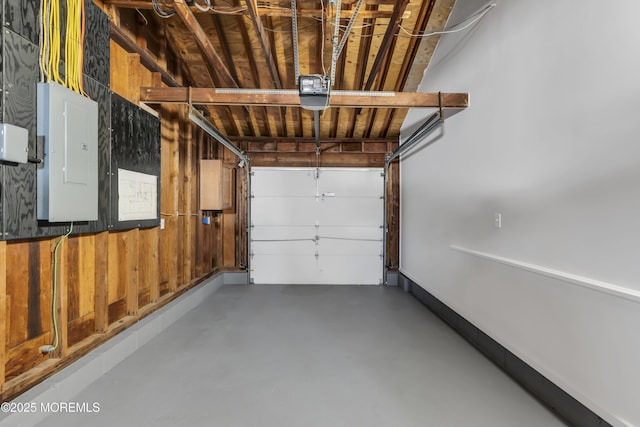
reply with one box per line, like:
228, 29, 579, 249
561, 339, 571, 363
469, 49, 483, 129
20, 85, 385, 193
245, 0, 283, 89
172, 0, 237, 88
363, 0, 410, 91
140, 87, 469, 109
104, 0, 398, 18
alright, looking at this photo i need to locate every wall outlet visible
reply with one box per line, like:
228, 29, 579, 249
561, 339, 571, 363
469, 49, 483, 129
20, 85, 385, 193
494, 213, 502, 229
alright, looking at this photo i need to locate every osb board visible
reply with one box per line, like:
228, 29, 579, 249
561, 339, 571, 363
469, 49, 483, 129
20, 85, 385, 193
3, 0, 39, 45
84, 76, 113, 233
83, 0, 110, 87
110, 92, 161, 230
403, 0, 455, 92
2, 30, 44, 240
1, 25, 111, 239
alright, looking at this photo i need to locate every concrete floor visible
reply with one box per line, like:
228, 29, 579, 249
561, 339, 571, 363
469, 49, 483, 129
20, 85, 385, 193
36, 285, 565, 427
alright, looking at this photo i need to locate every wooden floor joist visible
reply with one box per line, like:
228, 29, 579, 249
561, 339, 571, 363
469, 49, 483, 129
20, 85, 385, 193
140, 87, 469, 109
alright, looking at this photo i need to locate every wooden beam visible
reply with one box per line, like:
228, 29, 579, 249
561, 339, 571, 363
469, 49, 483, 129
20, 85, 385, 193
245, 0, 283, 90
104, 0, 397, 17
249, 151, 389, 167
110, 21, 180, 88
233, 136, 396, 144
362, 0, 411, 91
140, 87, 469, 109
172, 0, 238, 88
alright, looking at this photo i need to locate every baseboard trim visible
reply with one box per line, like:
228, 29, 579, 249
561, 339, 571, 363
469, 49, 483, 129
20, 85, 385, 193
401, 273, 611, 427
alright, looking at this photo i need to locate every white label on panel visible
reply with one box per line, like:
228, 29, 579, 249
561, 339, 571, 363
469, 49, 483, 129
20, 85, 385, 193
118, 168, 158, 221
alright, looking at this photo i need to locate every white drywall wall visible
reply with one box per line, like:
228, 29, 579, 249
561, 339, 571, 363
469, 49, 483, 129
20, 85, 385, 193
400, 1, 640, 425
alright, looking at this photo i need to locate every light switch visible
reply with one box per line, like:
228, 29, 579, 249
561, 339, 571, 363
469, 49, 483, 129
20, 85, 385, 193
494, 213, 502, 229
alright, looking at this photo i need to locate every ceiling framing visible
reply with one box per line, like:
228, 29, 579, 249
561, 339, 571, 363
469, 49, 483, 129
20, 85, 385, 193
106, 0, 459, 144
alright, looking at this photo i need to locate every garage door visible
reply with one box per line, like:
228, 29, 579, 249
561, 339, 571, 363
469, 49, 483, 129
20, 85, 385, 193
250, 167, 384, 285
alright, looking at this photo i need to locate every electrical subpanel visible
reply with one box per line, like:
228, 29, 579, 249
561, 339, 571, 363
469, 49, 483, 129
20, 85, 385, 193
37, 82, 99, 222
0, 123, 28, 163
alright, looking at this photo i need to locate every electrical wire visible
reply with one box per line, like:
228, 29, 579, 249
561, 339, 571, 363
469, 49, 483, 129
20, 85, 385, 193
398, 3, 496, 38
320, 0, 327, 77
194, 0, 211, 13
39, 0, 48, 81
152, 0, 175, 18
46, 223, 74, 353
40, 0, 87, 95
135, 8, 149, 26
211, 6, 247, 15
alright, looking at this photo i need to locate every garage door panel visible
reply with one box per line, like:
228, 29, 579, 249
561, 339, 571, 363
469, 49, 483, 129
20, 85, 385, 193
251, 240, 316, 255
252, 225, 317, 240
317, 256, 382, 284
317, 169, 384, 197
317, 239, 381, 256
251, 197, 317, 226
250, 168, 383, 285
251, 255, 382, 285
251, 168, 316, 197
317, 198, 383, 227
251, 255, 319, 284
316, 226, 383, 241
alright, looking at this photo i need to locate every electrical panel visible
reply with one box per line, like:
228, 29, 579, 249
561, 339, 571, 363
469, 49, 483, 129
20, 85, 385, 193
37, 82, 99, 222
0, 123, 29, 163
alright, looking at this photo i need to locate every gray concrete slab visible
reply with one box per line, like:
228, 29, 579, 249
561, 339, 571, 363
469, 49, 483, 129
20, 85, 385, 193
33, 285, 566, 427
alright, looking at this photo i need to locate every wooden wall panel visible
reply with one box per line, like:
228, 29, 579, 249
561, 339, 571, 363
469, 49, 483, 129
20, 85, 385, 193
222, 213, 235, 268
6, 242, 29, 348
107, 232, 130, 325
0, 15, 238, 401
66, 238, 80, 324
386, 161, 400, 270
126, 229, 139, 317
36, 241, 52, 339
94, 232, 109, 334
0, 241, 7, 391
54, 236, 69, 358
137, 230, 151, 308
78, 237, 96, 318
159, 105, 180, 296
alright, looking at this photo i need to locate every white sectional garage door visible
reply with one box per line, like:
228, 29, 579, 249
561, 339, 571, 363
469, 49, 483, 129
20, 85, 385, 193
250, 167, 384, 285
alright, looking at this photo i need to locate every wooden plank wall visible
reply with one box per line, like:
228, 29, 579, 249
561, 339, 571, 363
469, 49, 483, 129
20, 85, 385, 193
0, 38, 241, 401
